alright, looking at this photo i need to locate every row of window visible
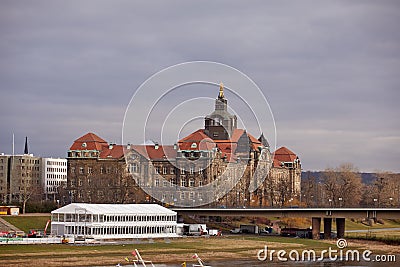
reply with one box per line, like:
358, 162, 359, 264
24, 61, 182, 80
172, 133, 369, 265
129, 163, 206, 176
46, 174, 67, 179
153, 178, 203, 187
0, 158, 40, 164
47, 180, 64, 186
18, 166, 40, 171
46, 186, 59, 193
53, 213, 176, 223
46, 167, 67, 173
70, 177, 121, 188
154, 166, 204, 175
68, 151, 99, 158
19, 159, 40, 164
180, 191, 203, 200
46, 161, 67, 166
71, 164, 206, 176
63, 225, 175, 236
71, 190, 122, 200
155, 192, 204, 202
70, 166, 118, 175
20, 179, 40, 185
20, 172, 40, 178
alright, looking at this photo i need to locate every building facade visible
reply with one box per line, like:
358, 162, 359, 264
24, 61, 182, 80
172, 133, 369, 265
64, 86, 301, 207
0, 154, 42, 204
65, 133, 149, 204
42, 158, 68, 201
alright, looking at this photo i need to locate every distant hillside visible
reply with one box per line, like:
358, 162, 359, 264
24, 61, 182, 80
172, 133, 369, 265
301, 171, 379, 184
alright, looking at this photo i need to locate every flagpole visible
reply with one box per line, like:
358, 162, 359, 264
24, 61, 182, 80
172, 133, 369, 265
10, 133, 15, 203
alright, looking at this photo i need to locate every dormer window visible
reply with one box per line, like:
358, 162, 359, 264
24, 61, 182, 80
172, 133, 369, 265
82, 142, 87, 148
191, 143, 197, 149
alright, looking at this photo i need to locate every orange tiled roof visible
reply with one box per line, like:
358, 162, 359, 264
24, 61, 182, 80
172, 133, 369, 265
272, 157, 283, 168
272, 146, 298, 167
178, 129, 210, 143
178, 128, 263, 154
131, 145, 177, 160
69, 132, 108, 151
178, 129, 216, 151
99, 145, 125, 159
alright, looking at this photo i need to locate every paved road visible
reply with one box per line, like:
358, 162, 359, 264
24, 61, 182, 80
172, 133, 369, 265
346, 227, 400, 233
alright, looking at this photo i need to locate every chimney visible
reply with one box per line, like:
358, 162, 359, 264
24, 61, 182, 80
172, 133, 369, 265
173, 143, 177, 150
154, 142, 159, 150
127, 143, 131, 150
109, 143, 114, 150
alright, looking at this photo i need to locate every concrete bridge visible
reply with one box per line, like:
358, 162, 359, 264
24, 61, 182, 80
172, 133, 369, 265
172, 208, 400, 239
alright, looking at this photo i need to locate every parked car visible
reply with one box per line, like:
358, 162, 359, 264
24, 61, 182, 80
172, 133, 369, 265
230, 228, 241, 234
27, 230, 43, 238
259, 227, 272, 235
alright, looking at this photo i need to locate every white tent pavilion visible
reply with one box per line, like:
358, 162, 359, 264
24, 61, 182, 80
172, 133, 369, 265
51, 203, 177, 239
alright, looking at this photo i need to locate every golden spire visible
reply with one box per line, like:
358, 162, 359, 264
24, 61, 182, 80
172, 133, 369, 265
219, 82, 224, 98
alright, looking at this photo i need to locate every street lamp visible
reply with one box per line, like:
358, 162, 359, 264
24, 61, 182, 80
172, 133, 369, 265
373, 198, 378, 207
289, 198, 293, 208
328, 199, 332, 207
338, 197, 343, 208
389, 197, 393, 207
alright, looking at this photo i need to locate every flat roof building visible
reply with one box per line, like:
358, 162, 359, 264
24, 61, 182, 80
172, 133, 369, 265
51, 203, 178, 239
42, 158, 67, 201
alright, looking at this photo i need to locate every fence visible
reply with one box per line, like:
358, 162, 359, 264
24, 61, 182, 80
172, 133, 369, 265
0, 237, 62, 244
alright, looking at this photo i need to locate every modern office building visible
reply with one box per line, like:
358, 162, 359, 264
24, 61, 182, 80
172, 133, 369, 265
42, 158, 68, 201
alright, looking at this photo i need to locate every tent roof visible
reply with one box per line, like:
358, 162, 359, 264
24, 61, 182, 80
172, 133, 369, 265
51, 203, 176, 215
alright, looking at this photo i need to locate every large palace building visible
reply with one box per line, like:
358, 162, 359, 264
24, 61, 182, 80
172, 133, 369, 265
65, 85, 301, 207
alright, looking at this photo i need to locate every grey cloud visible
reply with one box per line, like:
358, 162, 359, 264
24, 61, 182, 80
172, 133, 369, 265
0, 0, 399, 172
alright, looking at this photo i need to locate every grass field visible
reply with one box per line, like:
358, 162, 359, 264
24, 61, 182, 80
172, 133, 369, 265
1, 215, 51, 233
346, 230, 400, 245
1, 235, 399, 267
1, 214, 400, 266
0, 236, 351, 267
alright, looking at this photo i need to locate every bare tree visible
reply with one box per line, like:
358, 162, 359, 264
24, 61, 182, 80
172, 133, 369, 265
369, 172, 400, 207
301, 172, 318, 207
276, 176, 292, 207
321, 163, 362, 207
20, 171, 43, 214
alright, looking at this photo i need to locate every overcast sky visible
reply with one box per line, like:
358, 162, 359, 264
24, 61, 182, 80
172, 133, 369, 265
1, 0, 399, 172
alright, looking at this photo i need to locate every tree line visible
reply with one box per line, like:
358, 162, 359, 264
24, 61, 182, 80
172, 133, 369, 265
302, 163, 400, 208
